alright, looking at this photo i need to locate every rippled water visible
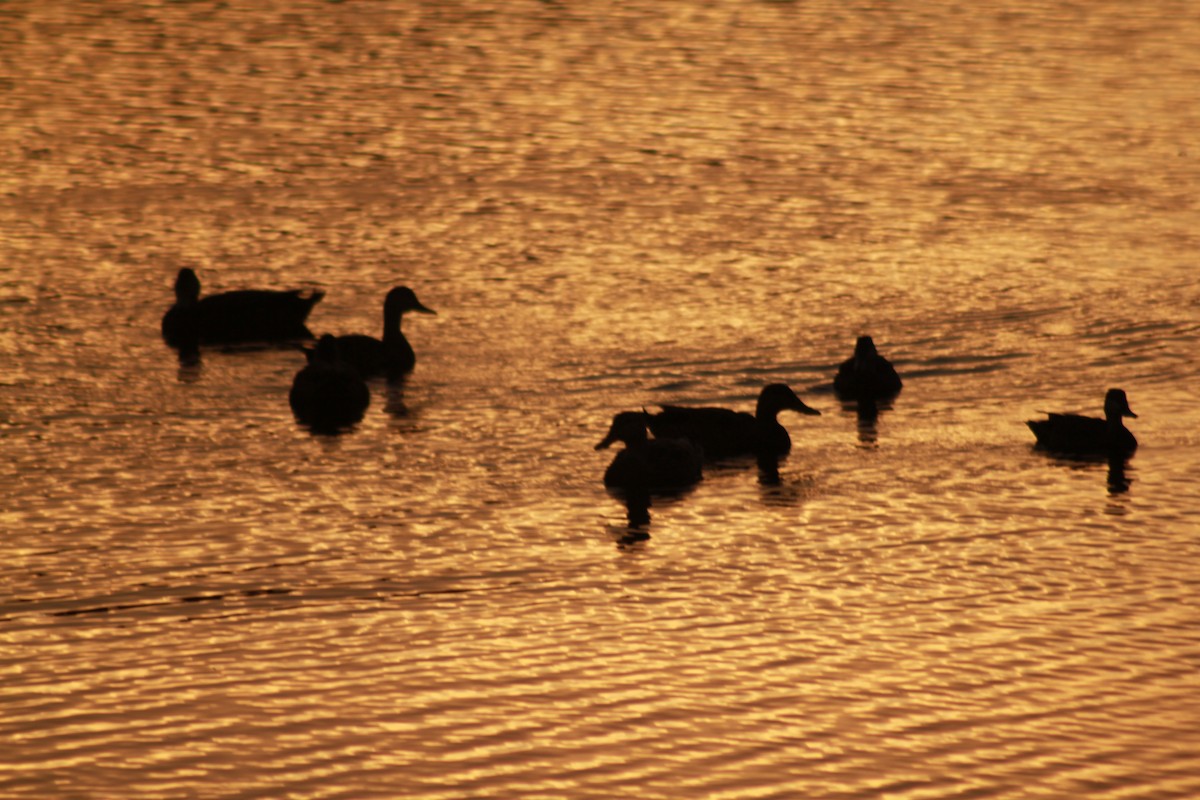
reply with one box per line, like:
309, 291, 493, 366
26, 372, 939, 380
3, 1, 1200, 797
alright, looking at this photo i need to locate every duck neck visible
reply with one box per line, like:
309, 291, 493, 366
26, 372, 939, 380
382, 309, 405, 343
625, 427, 649, 446
755, 398, 780, 423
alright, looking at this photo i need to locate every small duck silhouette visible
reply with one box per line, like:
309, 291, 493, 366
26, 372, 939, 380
1027, 388, 1138, 456
833, 335, 902, 400
162, 267, 324, 348
289, 334, 370, 432
596, 411, 703, 491
646, 383, 821, 459
323, 286, 436, 380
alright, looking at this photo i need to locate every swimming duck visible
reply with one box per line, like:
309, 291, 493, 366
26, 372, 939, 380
162, 267, 324, 348
833, 335, 902, 400
596, 411, 703, 491
646, 383, 821, 459
289, 334, 371, 432
1027, 388, 1137, 456
323, 286, 436, 380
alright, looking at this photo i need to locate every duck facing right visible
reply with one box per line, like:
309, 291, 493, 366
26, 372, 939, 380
326, 286, 436, 381
1026, 388, 1138, 457
647, 383, 821, 460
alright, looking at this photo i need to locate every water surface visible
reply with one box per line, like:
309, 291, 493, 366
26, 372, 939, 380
2, 1, 1199, 798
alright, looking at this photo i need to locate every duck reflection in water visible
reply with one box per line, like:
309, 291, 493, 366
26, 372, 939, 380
384, 382, 410, 419
845, 395, 897, 446
162, 267, 324, 351
1028, 388, 1138, 495
175, 356, 203, 384
619, 487, 652, 544
289, 335, 370, 434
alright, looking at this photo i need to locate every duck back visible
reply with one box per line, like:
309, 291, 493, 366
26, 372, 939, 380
648, 406, 784, 458
332, 332, 416, 379
1027, 414, 1136, 455
289, 337, 370, 432
163, 266, 324, 348
833, 336, 902, 400
195, 289, 324, 343
604, 437, 704, 490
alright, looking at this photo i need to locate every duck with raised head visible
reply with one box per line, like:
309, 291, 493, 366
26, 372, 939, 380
1027, 388, 1138, 456
162, 267, 324, 348
596, 411, 703, 491
833, 335, 902, 400
324, 286, 436, 380
646, 383, 821, 459
289, 335, 370, 432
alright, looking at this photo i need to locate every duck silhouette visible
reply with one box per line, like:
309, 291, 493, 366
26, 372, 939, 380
596, 411, 703, 491
833, 335, 902, 400
1027, 388, 1137, 456
646, 383, 820, 459
289, 335, 370, 432
162, 267, 324, 348
321, 286, 436, 380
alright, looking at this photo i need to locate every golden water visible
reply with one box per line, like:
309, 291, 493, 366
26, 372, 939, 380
2, 1, 1199, 797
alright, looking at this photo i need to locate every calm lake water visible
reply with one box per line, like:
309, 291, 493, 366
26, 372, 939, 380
3, 1, 1199, 797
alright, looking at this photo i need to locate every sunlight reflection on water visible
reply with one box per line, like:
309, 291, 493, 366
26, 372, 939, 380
2, 0, 1200, 798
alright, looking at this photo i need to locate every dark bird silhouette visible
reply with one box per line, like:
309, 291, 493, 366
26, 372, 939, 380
322, 286, 436, 380
833, 335, 903, 400
1027, 388, 1138, 456
162, 267, 324, 348
289, 335, 370, 433
646, 383, 821, 459
596, 411, 703, 491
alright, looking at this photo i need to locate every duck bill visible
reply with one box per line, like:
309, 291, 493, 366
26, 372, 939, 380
595, 433, 617, 451
790, 399, 822, 416
414, 301, 437, 315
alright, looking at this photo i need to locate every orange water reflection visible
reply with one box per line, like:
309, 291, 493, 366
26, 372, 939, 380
3, 0, 1200, 798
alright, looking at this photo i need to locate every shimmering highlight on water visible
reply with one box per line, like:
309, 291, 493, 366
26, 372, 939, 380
2, 1, 1200, 798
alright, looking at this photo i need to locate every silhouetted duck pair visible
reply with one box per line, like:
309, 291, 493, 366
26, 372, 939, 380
596, 383, 821, 492
163, 268, 435, 431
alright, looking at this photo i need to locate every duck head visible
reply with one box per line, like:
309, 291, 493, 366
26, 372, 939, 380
385, 286, 437, 318
174, 267, 201, 303
1104, 388, 1136, 420
311, 333, 341, 364
757, 383, 821, 419
595, 411, 651, 450
854, 335, 879, 359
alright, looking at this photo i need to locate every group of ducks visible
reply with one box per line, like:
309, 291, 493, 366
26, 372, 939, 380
162, 268, 435, 432
162, 270, 1141, 506
594, 332, 1139, 520
594, 335, 904, 496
